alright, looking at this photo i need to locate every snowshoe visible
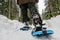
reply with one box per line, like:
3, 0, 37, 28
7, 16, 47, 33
31, 14, 54, 37
20, 26, 31, 31
32, 27, 54, 37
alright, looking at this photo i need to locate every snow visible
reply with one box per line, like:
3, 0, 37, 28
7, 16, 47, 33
46, 15, 60, 40
0, 15, 35, 40
38, 0, 46, 15
0, 15, 60, 40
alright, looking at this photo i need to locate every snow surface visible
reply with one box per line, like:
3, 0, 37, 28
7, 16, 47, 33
0, 15, 60, 40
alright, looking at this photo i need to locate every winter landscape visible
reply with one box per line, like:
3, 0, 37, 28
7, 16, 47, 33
0, 15, 60, 40
0, 0, 60, 40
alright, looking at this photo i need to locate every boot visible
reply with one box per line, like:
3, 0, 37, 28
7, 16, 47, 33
23, 22, 30, 29
35, 23, 42, 32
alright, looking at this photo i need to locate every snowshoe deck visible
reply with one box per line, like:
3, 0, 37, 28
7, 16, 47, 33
32, 29, 54, 36
20, 27, 31, 31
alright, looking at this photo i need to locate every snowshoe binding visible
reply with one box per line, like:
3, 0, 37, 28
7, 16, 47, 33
20, 22, 31, 31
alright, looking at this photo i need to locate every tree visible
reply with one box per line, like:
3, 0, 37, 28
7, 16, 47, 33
0, 0, 19, 20
42, 0, 60, 19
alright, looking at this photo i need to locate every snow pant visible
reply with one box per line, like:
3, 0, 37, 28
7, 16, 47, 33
20, 3, 39, 22
20, 3, 42, 29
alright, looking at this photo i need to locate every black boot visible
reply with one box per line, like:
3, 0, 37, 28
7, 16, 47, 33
35, 27, 42, 32
35, 23, 42, 32
23, 22, 29, 28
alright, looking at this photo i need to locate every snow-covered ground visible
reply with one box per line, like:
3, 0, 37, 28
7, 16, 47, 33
0, 15, 60, 40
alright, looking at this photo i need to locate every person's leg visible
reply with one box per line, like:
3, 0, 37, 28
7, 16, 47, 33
28, 3, 42, 31
20, 4, 30, 28
20, 4, 30, 22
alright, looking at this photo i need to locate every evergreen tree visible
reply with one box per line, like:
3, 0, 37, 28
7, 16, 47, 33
0, 0, 19, 20
42, 0, 60, 19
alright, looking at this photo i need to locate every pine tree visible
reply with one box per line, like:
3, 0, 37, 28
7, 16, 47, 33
0, 0, 19, 20
42, 0, 60, 19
